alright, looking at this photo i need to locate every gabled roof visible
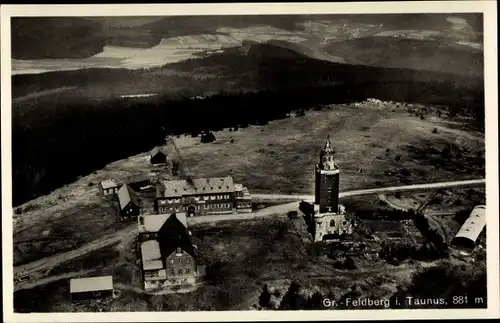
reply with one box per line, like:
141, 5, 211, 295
141, 240, 162, 261
100, 179, 118, 189
70, 276, 113, 293
150, 146, 166, 158
141, 240, 164, 270
158, 213, 195, 258
139, 213, 187, 233
161, 176, 235, 198
117, 184, 140, 210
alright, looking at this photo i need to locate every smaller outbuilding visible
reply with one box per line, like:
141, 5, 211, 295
70, 276, 114, 301
150, 147, 167, 165
100, 179, 119, 196
452, 205, 486, 249
117, 184, 141, 219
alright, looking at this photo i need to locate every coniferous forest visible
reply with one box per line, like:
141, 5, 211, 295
12, 47, 484, 206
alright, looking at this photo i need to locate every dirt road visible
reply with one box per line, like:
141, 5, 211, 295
14, 225, 136, 278
253, 178, 485, 201
14, 269, 96, 292
13, 178, 484, 291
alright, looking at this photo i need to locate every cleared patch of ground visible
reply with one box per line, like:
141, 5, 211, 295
12, 102, 484, 271
14, 216, 442, 312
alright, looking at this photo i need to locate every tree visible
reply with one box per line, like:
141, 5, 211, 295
205, 262, 225, 285
305, 291, 324, 309
259, 284, 271, 308
172, 160, 180, 176
344, 257, 357, 270
279, 281, 306, 310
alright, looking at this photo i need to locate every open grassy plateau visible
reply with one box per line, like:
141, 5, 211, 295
11, 16, 485, 310
13, 99, 484, 265
12, 96, 486, 311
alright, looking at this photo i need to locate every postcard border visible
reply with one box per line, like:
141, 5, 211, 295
2, 1, 498, 322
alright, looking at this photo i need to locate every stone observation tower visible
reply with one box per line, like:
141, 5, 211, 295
299, 135, 352, 242
315, 135, 340, 214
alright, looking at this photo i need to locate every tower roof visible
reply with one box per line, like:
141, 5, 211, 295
321, 135, 335, 155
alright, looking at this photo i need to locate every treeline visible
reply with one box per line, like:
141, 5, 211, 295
379, 239, 447, 262
13, 57, 484, 206
391, 262, 487, 309
258, 264, 486, 310
258, 282, 328, 310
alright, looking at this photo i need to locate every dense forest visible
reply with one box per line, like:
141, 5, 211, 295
12, 48, 485, 206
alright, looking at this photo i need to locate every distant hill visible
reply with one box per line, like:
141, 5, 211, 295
11, 17, 106, 59
12, 40, 483, 101
12, 40, 484, 206
324, 36, 484, 79
11, 13, 482, 60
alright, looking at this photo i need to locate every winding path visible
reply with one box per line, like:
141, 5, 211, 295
13, 178, 484, 291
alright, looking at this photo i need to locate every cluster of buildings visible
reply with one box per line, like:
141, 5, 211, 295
96, 145, 254, 292
99, 146, 253, 220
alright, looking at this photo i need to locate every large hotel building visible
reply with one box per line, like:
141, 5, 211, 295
154, 176, 252, 216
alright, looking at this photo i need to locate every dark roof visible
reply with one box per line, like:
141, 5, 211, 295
161, 176, 235, 198
158, 213, 195, 258
117, 184, 140, 210
150, 146, 166, 158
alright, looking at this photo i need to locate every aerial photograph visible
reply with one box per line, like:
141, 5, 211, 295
9, 12, 487, 313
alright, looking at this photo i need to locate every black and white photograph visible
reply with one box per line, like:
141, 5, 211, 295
1, 2, 498, 321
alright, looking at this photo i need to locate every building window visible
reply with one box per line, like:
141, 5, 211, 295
186, 268, 191, 274
176, 247, 182, 254
139, 217, 144, 225
205, 205, 209, 209
145, 271, 159, 278
330, 220, 336, 227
